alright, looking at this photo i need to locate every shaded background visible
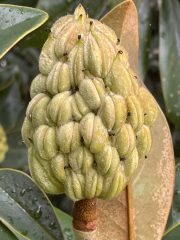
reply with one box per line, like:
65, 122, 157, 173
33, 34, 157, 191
0, 0, 179, 239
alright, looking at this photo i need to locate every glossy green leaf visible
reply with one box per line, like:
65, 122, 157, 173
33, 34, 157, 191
0, 222, 18, 240
0, 4, 48, 59
0, 169, 63, 240
159, 0, 180, 126
54, 207, 74, 240
163, 163, 180, 239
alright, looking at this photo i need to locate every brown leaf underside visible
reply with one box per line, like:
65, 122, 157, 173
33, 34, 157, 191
96, 1, 175, 240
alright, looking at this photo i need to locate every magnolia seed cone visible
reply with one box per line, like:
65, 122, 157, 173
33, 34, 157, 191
0, 125, 8, 163
22, 5, 158, 201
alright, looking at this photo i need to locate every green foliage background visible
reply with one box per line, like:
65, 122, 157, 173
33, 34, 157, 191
0, 0, 179, 239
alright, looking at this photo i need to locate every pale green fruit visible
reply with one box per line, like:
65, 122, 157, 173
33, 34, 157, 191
22, 5, 158, 201
0, 125, 8, 162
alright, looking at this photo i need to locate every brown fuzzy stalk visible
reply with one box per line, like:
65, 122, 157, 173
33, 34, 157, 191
73, 198, 97, 232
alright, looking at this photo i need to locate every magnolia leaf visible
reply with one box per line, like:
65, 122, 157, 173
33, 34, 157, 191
54, 207, 74, 240
0, 222, 18, 240
0, 4, 48, 59
159, 0, 180, 126
0, 169, 63, 240
96, 1, 175, 239
101, 0, 138, 72
163, 163, 180, 239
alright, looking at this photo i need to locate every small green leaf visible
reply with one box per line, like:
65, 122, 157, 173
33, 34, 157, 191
0, 169, 63, 240
163, 163, 180, 239
0, 222, 18, 240
159, 0, 180, 126
54, 207, 74, 240
0, 4, 48, 59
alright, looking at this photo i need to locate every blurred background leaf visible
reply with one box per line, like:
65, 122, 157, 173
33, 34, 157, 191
163, 163, 180, 239
138, 0, 154, 79
159, 0, 180, 127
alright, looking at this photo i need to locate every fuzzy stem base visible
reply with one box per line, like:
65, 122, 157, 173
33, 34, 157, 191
73, 198, 97, 240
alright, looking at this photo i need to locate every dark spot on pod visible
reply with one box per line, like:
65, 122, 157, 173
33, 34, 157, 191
118, 50, 123, 54
120, 157, 126, 161
90, 20, 93, 25
127, 112, 131, 117
63, 52, 68, 56
71, 86, 78, 94
108, 130, 116, 136
80, 137, 84, 144
93, 109, 98, 115
117, 38, 120, 44
71, 116, 76, 121
28, 138, 32, 143
144, 113, 147, 116
134, 75, 138, 79
82, 69, 85, 72
93, 161, 97, 168
136, 135, 138, 139
79, 14, 83, 18
145, 155, 147, 159
78, 34, 81, 40
64, 165, 71, 169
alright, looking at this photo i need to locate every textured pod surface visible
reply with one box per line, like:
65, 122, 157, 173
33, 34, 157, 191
0, 125, 8, 162
22, 5, 158, 201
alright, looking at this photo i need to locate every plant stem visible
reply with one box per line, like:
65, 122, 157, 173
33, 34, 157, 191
73, 198, 97, 240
